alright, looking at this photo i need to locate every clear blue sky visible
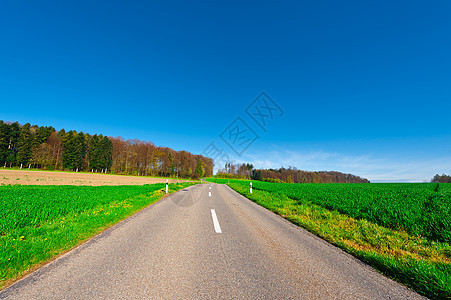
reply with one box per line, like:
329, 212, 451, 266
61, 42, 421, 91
1, 1, 450, 182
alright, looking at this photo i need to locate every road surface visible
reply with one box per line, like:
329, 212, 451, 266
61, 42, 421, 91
0, 183, 423, 299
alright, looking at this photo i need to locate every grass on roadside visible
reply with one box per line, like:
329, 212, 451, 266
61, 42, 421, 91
228, 182, 451, 300
0, 182, 194, 289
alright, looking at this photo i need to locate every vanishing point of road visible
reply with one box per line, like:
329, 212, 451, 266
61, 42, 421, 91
0, 184, 424, 299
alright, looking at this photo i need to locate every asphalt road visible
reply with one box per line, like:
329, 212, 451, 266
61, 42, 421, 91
1, 183, 424, 299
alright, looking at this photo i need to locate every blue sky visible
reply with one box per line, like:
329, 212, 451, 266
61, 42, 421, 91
1, 1, 450, 182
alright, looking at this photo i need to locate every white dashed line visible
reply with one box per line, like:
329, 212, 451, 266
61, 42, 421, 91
210, 209, 222, 233
209, 192, 211, 197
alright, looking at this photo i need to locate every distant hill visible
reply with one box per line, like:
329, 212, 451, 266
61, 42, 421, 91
217, 164, 370, 183
257, 168, 370, 183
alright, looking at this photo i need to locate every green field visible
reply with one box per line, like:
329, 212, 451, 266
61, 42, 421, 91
207, 178, 451, 299
256, 181, 451, 243
0, 182, 194, 288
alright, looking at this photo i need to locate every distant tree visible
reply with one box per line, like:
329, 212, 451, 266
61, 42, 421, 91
4, 122, 20, 167
88, 134, 101, 171
34, 125, 55, 146
87, 134, 113, 172
62, 131, 87, 171
110, 136, 127, 174
62, 131, 76, 170
17, 123, 34, 166
99, 136, 113, 171
168, 151, 175, 177
31, 143, 54, 169
431, 174, 451, 183
251, 169, 262, 181
46, 131, 63, 169
0, 121, 10, 165
194, 155, 205, 179
74, 132, 87, 171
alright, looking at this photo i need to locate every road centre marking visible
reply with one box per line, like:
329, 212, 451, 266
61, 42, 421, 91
211, 209, 222, 233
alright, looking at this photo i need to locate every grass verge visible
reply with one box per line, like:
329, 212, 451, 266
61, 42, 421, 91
0, 182, 195, 289
227, 182, 451, 299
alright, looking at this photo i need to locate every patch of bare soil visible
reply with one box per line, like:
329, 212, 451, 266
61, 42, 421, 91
0, 169, 188, 186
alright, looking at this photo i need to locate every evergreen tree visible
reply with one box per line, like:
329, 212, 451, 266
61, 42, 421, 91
74, 132, 87, 171
17, 123, 34, 166
0, 121, 9, 164
35, 125, 55, 145
62, 131, 77, 170
62, 131, 74, 170
251, 169, 262, 181
9, 122, 20, 166
99, 136, 113, 171
57, 128, 66, 139
88, 134, 101, 171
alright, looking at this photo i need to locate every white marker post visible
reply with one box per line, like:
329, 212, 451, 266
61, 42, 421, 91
250, 182, 252, 194
166, 179, 168, 194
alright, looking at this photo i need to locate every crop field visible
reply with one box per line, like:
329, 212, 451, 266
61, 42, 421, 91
207, 178, 451, 299
256, 181, 451, 243
0, 182, 194, 288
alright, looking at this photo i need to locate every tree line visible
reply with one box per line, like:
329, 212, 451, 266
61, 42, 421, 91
216, 163, 370, 183
109, 137, 213, 178
0, 121, 213, 178
431, 174, 451, 183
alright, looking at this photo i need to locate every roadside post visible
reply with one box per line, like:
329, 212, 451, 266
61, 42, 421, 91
166, 179, 168, 194
250, 182, 252, 194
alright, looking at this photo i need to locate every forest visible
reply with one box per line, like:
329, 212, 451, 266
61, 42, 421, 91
0, 121, 213, 178
217, 163, 370, 183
